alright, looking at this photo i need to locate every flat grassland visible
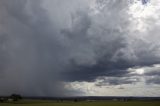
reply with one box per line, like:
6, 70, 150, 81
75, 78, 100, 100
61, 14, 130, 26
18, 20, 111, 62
0, 100, 160, 106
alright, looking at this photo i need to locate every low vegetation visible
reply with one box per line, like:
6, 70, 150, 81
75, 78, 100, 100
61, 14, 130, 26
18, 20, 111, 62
0, 100, 160, 106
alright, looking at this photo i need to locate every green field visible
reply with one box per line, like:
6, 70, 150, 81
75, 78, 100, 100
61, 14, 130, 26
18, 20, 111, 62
0, 100, 160, 106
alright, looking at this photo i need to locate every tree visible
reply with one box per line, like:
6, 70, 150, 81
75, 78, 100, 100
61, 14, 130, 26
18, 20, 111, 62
0, 98, 4, 102
10, 94, 22, 101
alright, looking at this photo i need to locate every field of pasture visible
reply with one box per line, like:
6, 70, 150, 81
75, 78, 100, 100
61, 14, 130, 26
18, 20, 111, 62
0, 100, 160, 106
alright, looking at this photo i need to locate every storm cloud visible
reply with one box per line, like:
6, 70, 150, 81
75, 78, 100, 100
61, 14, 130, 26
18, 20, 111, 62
0, 0, 160, 96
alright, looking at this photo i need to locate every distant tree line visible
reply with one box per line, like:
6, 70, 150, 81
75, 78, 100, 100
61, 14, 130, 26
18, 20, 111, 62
0, 94, 22, 103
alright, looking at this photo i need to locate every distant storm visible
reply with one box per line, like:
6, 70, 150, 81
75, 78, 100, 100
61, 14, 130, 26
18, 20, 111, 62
0, 0, 160, 97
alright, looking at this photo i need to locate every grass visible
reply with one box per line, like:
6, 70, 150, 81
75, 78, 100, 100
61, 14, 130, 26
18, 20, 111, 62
0, 100, 160, 106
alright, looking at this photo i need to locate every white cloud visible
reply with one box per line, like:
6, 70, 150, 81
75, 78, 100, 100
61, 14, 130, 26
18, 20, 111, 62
65, 64, 160, 96
65, 79, 160, 96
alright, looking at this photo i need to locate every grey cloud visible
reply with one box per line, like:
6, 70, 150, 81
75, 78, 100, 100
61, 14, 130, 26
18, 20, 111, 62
60, 0, 132, 81
62, 0, 160, 82
95, 76, 139, 86
146, 76, 160, 84
145, 68, 160, 76
142, 0, 150, 4
0, 0, 160, 96
0, 0, 68, 96
127, 65, 160, 85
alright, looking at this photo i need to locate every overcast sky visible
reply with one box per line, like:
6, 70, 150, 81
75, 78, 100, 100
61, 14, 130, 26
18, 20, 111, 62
0, 0, 160, 97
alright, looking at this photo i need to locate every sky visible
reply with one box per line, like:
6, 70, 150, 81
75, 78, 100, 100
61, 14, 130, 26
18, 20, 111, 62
0, 0, 160, 97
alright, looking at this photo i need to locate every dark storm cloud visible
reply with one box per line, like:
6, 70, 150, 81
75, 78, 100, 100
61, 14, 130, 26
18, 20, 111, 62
0, 0, 69, 96
0, 0, 160, 96
60, 0, 160, 82
64, 59, 134, 81
60, 0, 132, 81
